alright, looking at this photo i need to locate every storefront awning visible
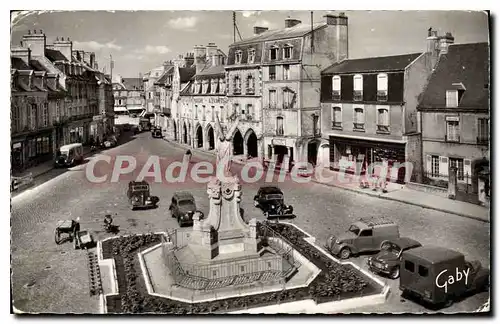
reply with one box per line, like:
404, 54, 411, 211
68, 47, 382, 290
329, 133, 407, 144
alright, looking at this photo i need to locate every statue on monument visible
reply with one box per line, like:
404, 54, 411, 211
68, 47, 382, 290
214, 112, 240, 176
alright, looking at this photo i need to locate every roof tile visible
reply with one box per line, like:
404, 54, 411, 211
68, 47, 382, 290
322, 53, 422, 74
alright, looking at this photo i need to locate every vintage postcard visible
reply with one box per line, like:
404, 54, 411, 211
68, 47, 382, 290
9, 9, 490, 315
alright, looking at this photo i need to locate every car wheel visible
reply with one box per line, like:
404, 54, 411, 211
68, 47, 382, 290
443, 298, 454, 308
264, 211, 269, 218
389, 266, 400, 279
340, 247, 351, 259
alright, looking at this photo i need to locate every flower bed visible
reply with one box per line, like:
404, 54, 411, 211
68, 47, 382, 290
101, 224, 381, 314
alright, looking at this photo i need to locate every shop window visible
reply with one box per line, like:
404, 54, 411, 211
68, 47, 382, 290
332, 75, 341, 100
332, 106, 342, 129
353, 107, 365, 130
276, 117, 284, 136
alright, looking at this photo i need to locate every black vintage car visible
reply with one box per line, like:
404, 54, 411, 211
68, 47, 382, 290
152, 127, 162, 138
367, 237, 422, 279
169, 192, 203, 226
126, 181, 159, 210
253, 186, 294, 218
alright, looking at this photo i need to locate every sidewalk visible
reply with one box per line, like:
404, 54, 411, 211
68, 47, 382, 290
165, 139, 490, 223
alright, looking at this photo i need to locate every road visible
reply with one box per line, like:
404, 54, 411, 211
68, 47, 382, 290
11, 131, 490, 313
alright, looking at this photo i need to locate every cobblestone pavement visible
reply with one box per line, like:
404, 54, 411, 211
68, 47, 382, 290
11, 132, 490, 313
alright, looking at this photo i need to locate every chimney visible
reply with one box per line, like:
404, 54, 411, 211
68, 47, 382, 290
52, 37, 73, 61
11, 47, 31, 65
90, 53, 96, 69
324, 13, 348, 26
22, 29, 46, 57
184, 52, 194, 68
206, 43, 218, 66
285, 18, 302, 28
253, 26, 269, 35
193, 45, 206, 74
78, 50, 85, 62
438, 32, 455, 56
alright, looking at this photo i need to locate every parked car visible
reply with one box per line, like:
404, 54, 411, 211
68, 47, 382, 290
152, 127, 162, 138
126, 181, 159, 210
55, 143, 84, 168
400, 246, 489, 308
367, 237, 422, 279
169, 191, 203, 227
325, 218, 400, 259
253, 186, 294, 218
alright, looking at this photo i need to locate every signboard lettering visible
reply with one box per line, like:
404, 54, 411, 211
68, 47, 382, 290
435, 267, 470, 293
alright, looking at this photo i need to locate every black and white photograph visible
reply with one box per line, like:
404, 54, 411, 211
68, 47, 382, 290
8, 8, 491, 315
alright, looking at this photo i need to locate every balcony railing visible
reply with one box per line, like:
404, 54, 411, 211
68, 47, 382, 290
445, 134, 460, 143
233, 88, 241, 94
246, 88, 255, 95
332, 91, 341, 101
377, 91, 388, 102
477, 136, 489, 145
331, 121, 342, 129
376, 125, 390, 133
353, 91, 363, 101
353, 122, 365, 130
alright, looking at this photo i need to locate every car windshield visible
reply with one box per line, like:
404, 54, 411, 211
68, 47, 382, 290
179, 200, 195, 208
58, 151, 68, 158
382, 243, 401, 254
348, 225, 360, 235
132, 185, 149, 192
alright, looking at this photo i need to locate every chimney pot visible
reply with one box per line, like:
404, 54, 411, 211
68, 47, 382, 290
40, 30, 43, 34
253, 26, 269, 35
28, 30, 31, 35
285, 18, 301, 28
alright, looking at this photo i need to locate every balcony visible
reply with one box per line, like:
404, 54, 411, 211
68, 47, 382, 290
477, 136, 489, 145
331, 121, 342, 130
353, 123, 365, 131
377, 91, 388, 102
445, 134, 460, 143
376, 125, 390, 134
246, 88, 255, 95
233, 88, 241, 95
353, 91, 363, 101
332, 91, 341, 101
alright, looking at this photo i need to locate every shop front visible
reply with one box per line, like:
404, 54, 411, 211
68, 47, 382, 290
11, 130, 54, 173
329, 136, 407, 183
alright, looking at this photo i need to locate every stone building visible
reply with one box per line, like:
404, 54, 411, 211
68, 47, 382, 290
113, 77, 145, 124
229, 14, 349, 169
417, 42, 489, 204
320, 29, 449, 183
177, 43, 228, 150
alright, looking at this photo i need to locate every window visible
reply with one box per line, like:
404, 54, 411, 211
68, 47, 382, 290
270, 47, 278, 60
353, 107, 365, 130
194, 105, 198, 119
235, 50, 242, 64
241, 104, 246, 115
246, 104, 253, 119
283, 89, 295, 109
12, 104, 19, 132
30, 104, 37, 130
213, 270, 217, 277
478, 118, 489, 144
233, 103, 239, 119
359, 229, 373, 237
283, 45, 292, 59
211, 106, 215, 121
431, 155, 440, 177
332, 106, 342, 129
446, 90, 458, 107
353, 74, 363, 101
246, 75, 255, 94
446, 118, 460, 142
219, 78, 226, 94
42, 103, 48, 127
267, 262, 272, 269
202, 105, 206, 120
233, 76, 241, 93
269, 66, 276, 81
449, 158, 464, 181
248, 49, 255, 64
240, 266, 245, 272
283, 65, 290, 80
269, 90, 277, 108
276, 116, 284, 135
418, 265, 429, 277
332, 75, 341, 100
377, 73, 388, 101
377, 107, 390, 132
202, 80, 209, 94
404, 260, 415, 272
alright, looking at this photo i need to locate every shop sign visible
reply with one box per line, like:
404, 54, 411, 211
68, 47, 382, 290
93, 115, 104, 121
185, 96, 228, 105
13, 142, 22, 149
272, 138, 286, 146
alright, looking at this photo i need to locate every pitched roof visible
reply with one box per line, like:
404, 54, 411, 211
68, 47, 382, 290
11, 57, 30, 70
29, 59, 48, 72
232, 22, 327, 45
418, 42, 489, 110
322, 53, 422, 74
45, 48, 68, 62
195, 64, 225, 78
155, 66, 175, 85
122, 78, 143, 90
179, 67, 196, 82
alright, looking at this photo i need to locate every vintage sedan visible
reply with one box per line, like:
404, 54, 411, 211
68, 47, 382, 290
367, 237, 422, 279
169, 191, 203, 227
126, 181, 159, 210
253, 186, 294, 218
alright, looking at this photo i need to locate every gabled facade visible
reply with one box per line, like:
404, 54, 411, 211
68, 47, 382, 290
417, 42, 490, 205
320, 29, 449, 183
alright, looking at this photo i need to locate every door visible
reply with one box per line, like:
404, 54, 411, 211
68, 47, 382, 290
355, 229, 374, 252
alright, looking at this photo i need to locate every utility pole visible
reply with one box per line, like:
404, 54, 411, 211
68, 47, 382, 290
110, 54, 113, 83
233, 11, 236, 43
311, 11, 314, 54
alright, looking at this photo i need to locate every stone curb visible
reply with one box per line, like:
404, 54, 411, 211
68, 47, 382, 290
164, 139, 489, 223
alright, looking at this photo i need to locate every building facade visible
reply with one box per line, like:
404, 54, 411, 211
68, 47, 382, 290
229, 14, 349, 168
320, 29, 448, 183
417, 42, 490, 204
113, 77, 145, 124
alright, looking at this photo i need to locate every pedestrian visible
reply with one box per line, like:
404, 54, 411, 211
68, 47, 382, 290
185, 149, 192, 163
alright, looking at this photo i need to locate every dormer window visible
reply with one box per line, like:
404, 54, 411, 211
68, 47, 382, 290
248, 49, 256, 64
377, 73, 388, 101
194, 80, 201, 94
202, 80, 209, 94
283, 44, 293, 59
211, 79, 218, 94
235, 50, 242, 64
353, 74, 363, 101
332, 75, 341, 100
270, 46, 278, 60
446, 90, 458, 107
246, 75, 255, 94
219, 78, 226, 94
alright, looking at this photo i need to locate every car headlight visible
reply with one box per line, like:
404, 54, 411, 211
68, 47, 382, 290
336, 239, 340, 244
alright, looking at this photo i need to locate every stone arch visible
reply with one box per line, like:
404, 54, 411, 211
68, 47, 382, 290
206, 123, 215, 151
244, 128, 258, 158
195, 123, 203, 148
182, 121, 188, 144
317, 141, 330, 168
306, 139, 321, 166
233, 129, 244, 155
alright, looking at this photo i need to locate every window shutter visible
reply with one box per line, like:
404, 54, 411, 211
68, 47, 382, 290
426, 155, 432, 174
440, 156, 449, 177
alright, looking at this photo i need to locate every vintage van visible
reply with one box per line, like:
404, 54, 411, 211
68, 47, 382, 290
55, 143, 84, 168
400, 246, 489, 308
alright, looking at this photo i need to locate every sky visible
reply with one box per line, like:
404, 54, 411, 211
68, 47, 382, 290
10, 10, 489, 78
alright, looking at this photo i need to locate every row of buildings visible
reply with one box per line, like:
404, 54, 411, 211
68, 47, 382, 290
11, 30, 115, 173
138, 13, 489, 203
